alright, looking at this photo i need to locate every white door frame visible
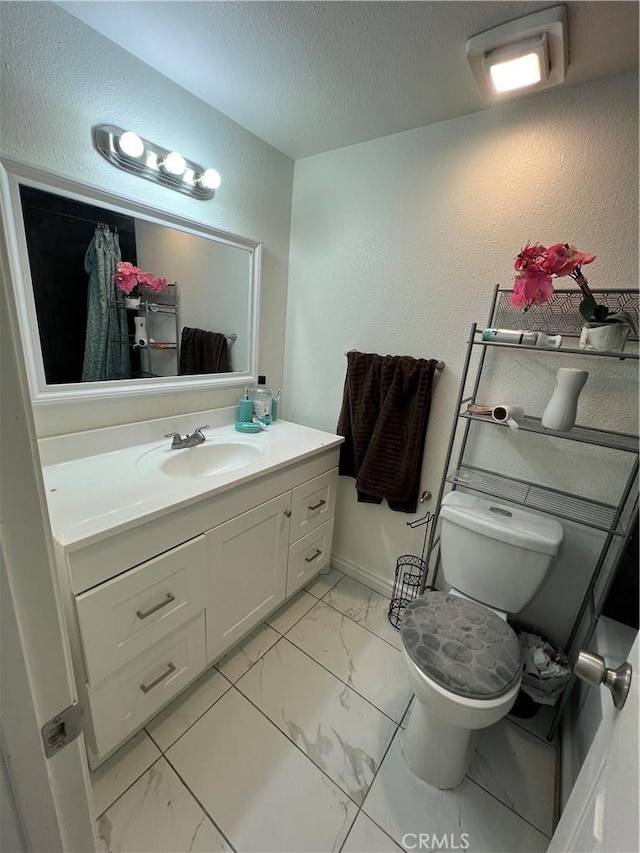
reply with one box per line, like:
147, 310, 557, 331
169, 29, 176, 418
1, 190, 96, 851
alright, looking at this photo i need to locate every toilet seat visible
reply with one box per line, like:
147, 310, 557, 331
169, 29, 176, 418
401, 592, 522, 700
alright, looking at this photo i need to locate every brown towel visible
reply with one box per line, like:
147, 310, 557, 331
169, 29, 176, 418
179, 327, 231, 375
337, 351, 438, 513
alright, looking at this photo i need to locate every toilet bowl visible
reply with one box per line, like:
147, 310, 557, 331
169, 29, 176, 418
399, 492, 563, 789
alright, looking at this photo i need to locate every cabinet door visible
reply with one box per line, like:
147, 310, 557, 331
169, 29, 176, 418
206, 492, 291, 661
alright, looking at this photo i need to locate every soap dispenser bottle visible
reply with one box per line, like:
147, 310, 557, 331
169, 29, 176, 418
252, 376, 273, 423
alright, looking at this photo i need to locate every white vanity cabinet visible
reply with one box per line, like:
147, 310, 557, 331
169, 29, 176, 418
51, 434, 341, 766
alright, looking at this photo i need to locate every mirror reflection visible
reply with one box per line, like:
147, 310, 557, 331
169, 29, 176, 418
20, 185, 251, 384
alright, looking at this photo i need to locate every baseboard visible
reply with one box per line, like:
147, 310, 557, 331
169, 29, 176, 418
330, 553, 395, 599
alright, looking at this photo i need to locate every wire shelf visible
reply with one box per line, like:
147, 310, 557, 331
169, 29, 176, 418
446, 465, 626, 536
492, 288, 639, 339
473, 337, 639, 361
459, 411, 639, 453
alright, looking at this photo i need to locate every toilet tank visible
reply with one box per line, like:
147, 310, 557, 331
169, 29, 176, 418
439, 492, 563, 613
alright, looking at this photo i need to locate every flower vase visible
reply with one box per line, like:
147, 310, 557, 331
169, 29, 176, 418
124, 295, 141, 309
579, 322, 629, 352
541, 368, 589, 432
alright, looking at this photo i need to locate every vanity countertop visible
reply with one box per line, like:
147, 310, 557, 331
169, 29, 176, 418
41, 420, 343, 550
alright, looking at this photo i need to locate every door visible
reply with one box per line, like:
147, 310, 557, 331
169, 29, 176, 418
1, 199, 96, 851
548, 634, 638, 853
206, 492, 291, 660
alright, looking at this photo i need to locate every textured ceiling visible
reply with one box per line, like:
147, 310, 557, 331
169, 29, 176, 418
58, 1, 639, 159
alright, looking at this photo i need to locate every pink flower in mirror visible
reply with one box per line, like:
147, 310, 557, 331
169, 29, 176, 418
114, 262, 168, 296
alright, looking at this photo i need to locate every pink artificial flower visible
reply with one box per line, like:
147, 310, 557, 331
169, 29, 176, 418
114, 261, 168, 294
509, 273, 554, 309
514, 243, 547, 272
544, 243, 596, 277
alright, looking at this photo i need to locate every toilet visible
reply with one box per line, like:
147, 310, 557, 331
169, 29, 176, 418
400, 491, 563, 790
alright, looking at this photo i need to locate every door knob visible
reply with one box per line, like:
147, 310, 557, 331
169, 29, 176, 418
574, 650, 632, 710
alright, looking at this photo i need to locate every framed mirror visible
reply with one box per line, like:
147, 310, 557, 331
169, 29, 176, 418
0, 157, 261, 406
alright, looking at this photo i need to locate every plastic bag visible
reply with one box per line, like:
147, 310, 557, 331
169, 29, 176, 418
518, 631, 571, 705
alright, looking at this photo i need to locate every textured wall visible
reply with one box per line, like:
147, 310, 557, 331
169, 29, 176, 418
0, 1, 293, 436
286, 71, 639, 645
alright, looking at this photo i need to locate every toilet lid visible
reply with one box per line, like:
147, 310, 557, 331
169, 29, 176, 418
401, 592, 522, 700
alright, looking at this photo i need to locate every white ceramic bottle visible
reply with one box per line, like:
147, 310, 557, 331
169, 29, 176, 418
541, 368, 589, 432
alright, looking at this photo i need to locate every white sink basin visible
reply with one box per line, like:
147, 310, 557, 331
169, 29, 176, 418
138, 440, 264, 479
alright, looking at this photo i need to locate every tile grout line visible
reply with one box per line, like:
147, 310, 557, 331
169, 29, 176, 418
229, 681, 372, 811
93, 752, 165, 823
159, 750, 239, 853
507, 711, 558, 746
354, 722, 408, 851
464, 775, 552, 840
318, 591, 404, 653
279, 631, 406, 727
338, 701, 411, 852
144, 670, 233, 751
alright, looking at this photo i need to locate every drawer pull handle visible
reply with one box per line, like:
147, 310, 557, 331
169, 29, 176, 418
136, 593, 175, 620
284, 509, 292, 518
308, 499, 326, 511
140, 662, 176, 694
305, 548, 323, 563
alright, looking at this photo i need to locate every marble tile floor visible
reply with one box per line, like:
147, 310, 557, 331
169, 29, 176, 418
92, 569, 556, 853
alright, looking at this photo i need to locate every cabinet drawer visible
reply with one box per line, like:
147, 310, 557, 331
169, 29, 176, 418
287, 518, 335, 597
76, 536, 207, 685
290, 468, 338, 544
87, 613, 206, 760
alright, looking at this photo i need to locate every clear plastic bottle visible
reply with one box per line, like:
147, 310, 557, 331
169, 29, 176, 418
252, 375, 273, 423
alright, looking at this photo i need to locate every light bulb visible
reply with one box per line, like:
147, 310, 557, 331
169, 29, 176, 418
160, 151, 186, 176
197, 168, 222, 190
488, 49, 544, 94
118, 131, 144, 158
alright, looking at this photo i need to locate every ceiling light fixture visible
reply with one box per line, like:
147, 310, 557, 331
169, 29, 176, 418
466, 6, 567, 100
93, 125, 221, 200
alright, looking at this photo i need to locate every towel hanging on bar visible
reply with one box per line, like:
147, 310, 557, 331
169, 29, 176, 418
337, 351, 440, 513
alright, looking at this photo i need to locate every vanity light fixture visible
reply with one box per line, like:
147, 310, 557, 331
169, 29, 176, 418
159, 150, 187, 177
117, 130, 145, 159
466, 5, 568, 100
93, 125, 221, 200
197, 168, 222, 191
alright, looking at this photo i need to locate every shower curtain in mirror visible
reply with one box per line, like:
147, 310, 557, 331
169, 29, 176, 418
82, 224, 131, 382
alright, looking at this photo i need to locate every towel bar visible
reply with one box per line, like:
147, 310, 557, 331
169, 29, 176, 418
343, 352, 445, 371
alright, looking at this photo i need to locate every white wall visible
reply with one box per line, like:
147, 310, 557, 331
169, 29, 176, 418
0, 0, 293, 436
285, 71, 639, 645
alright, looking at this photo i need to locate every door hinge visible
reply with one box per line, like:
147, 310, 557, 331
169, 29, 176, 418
41, 701, 83, 758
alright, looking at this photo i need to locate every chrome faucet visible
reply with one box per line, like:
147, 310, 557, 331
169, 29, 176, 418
164, 424, 210, 450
